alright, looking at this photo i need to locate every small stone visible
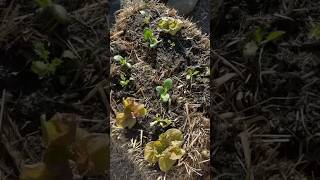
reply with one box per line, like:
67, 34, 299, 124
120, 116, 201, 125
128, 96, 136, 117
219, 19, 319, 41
167, 0, 199, 15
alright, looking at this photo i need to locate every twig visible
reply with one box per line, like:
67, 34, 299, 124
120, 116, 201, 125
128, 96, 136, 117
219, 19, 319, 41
0, 89, 6, 135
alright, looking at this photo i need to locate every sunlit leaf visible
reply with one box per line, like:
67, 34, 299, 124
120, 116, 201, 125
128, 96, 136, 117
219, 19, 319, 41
157, 17, 183, 36
158, 154, 176, 172
115, 98, 147, 129
20, 163, 48, 180
159, 128, 184, 147
41, 113, 77, 147
144, 141, 166, 164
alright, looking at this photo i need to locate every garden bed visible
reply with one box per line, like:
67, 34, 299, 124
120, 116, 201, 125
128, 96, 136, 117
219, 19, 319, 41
110, 1, 210, 179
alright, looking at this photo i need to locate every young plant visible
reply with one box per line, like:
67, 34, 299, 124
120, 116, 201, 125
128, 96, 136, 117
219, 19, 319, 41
243, 27, 286, 57
31, 41, 62, 78
119, 74, 131, 88
143, 28, 161, 48
20, 113, 109, 180
116, 97, 147, 129
34, 0, 68, 31
309, 22, 320, 40
150, 114, 172, 128
186, 68, 200, 82
144, 128, 185, 172
157, 17, 183, 36
156, 78, 173, 103
113, 55, 131, 69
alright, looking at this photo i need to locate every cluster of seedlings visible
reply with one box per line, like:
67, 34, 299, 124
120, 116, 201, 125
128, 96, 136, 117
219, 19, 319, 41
112, 8, 206, 173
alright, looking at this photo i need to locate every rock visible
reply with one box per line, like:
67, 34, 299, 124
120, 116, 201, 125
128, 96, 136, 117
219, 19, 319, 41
167, 0, 199, 15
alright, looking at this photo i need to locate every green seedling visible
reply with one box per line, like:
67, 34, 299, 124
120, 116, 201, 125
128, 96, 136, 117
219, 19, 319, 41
34, 0, 68, 31
144, 128, 185, 172
31, 42, 62, 78
139, 10, 151, 25
150, 114, 172, 128
309, 22, 320, 40
20, 113, 109, 180
186, 68, 200, 81
243, 27, 286, 57
156, 78, 173, 103
168, 40, 176, 49
119, 74, 131, 88
116, 97, 147, 129
143, 28, 161, 48
157, 17, 183, 36
113, 55, 132, 69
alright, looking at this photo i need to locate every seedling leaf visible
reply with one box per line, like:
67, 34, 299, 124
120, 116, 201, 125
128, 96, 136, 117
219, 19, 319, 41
163, 78, 173, 90
144, 128, 185, 172
115, 98, 147, 129
265, 31, 285, 42
243, 41, 258, 57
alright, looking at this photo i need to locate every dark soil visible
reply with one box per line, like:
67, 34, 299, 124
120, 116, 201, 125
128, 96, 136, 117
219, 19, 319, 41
212, 0, 320, 179
0, 1, 108, 179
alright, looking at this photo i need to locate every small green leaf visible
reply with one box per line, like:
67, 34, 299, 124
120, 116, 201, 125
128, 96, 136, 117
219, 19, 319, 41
156, 86, 164, 95
143, 28, 153, 41
163, 78, 173, 90
243, 41, 258, 57
161, 93, 170, 102
31, 61, 49, 77
254, 27, 263, 43
113, 55, 124, 61
265, 31, 286, 42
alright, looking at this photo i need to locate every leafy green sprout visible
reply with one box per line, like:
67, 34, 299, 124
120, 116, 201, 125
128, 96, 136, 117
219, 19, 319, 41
243, 27, 286, 57
113, 55, 132, 69
309, 22, 320, 40
143, 28, 161, 48
168, 40, 176, 48
156, 78, 173, 103
150, 114, 172, 128
119, 74, 132, 88
186, 68, 200, 82
31, 42, 62, 78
